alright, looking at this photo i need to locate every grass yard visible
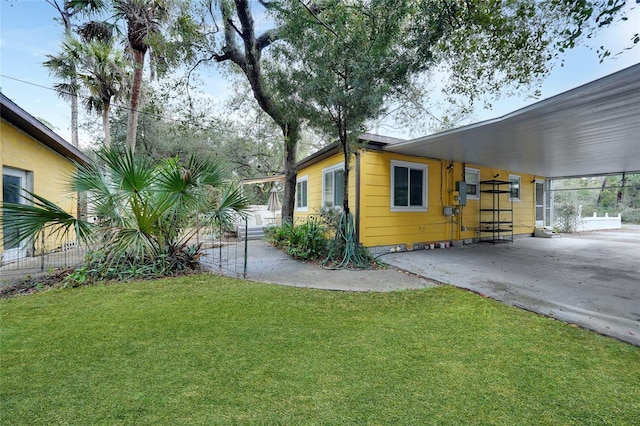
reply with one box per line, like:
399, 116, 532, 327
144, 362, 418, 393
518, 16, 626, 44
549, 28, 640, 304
1, 275, 639, 425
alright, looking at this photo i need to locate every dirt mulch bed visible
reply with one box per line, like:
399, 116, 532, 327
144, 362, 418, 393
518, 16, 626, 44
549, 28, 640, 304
0, 269, 74, 299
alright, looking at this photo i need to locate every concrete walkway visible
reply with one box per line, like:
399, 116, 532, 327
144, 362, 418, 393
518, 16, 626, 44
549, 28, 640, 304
204, 227, 639, 346
203, 241, 436, 292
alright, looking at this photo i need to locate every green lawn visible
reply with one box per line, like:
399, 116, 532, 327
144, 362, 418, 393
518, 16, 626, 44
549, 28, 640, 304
1, 275, 638, 425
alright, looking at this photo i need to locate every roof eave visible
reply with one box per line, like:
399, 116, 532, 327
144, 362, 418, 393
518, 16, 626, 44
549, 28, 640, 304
1, 93, 91, 166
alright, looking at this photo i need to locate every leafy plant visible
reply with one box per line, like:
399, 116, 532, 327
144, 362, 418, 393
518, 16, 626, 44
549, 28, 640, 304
555, 202, 582, 233
318, 204, 342, 231
1, 147, 249, 281
264, 218, 329, 261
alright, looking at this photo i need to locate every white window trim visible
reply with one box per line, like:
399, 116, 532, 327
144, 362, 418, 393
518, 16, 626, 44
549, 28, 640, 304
322, 162, 345, 209
465, 167, 480, 200
390, 160, 428, 212
509, 174, 521, 201
295, 175, 309, 212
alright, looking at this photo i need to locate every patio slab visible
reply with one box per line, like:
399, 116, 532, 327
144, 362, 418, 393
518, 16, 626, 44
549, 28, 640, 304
382, 227, 640, 346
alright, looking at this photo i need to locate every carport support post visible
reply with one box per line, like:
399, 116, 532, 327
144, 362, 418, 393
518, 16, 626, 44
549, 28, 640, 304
549, 180, 555, 228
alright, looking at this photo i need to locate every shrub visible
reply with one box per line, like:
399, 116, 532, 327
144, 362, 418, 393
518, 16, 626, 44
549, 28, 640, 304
1, 148, 249, 283
554, 202, 582, 233
264, 218, 328, 261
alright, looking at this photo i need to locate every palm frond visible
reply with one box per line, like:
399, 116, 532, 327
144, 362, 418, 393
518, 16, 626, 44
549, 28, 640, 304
188, 154, 225, 188
97, 147, 155, 194
102, 226, 158, 261
77, 20, 116, 43
0, 191, 95, 248
212, 185, 250, 229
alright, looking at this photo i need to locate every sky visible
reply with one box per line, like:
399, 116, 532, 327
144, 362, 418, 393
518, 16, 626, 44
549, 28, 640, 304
1, 0, 639, 147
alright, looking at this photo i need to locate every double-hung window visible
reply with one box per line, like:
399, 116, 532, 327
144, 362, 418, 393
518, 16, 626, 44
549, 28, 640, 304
509, 175, 521, 201
296, 176, 308, 211
465, 167, 480, 200
322, 163, 344, 208
390, 160, 428, 211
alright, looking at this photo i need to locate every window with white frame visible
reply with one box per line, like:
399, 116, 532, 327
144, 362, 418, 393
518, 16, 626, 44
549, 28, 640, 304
322, 163, 344, 208
390, 160, 428, 211
465, 167, 480, 199
509, 174, 521, 201
295, 176, 308, 211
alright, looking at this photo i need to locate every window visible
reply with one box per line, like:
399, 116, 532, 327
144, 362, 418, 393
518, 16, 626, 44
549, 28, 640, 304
295, 176, 308, 211
509, 175, 521, 201
465, 167, 480, 199
322, 163, 344, 208
390, 160, 428, 211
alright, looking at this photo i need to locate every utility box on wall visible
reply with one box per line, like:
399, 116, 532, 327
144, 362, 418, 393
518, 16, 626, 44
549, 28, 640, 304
455, 181, 467, 206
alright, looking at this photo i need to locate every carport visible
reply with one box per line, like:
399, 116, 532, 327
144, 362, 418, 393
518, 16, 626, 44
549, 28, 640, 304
386, 64, 639, 179
383, 64, 640, 345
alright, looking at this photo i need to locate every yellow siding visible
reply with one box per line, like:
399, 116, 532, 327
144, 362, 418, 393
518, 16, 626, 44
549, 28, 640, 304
295, 148, 538, 249
294, 152, 356, 223
360, 151, 448, 247
1, 119, 78, 256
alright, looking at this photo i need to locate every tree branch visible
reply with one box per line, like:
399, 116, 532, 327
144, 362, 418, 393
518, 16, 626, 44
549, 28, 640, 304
226, 17, 243, 38
257, 0, 274, 9
297, 0, 338, 38
256, 29, 278, 51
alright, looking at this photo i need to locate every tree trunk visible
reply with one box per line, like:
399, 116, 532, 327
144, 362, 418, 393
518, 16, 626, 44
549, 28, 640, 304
281, 121, 299, 223
341, 134, 350, 216
102, 100, 111, 149
126, 49, 145, 153
70, 75, 79, 148
596, 176, 607, 205
215, 0, 300, 224
617, 172, 626, 207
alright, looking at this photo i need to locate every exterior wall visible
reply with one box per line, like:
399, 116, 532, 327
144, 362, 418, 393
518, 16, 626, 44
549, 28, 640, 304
295, 148, 538, 249
359, 150, 443, 247
458, 163, 537, 242
294, 151, 356, 223
1, 119, 78, 257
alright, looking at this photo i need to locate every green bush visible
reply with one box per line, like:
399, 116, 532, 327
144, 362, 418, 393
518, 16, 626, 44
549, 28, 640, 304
1, 148, 249, 283
620, 207, 640, 224
264, 218, 329, 261
555, 202, 581, 233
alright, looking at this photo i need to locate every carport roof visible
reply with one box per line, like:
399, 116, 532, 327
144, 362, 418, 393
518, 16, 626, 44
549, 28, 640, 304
385, 64, 640, 178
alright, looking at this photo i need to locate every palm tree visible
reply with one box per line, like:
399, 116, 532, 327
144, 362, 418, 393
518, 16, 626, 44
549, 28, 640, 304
75, 38, 129, 148
45, 0, 109, 147
43, 43, 83, 142
113, 0, 169, 153
1, 148, 249, 278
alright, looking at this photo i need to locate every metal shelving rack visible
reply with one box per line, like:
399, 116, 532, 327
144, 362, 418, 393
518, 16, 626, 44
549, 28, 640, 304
479, 179, 513, 244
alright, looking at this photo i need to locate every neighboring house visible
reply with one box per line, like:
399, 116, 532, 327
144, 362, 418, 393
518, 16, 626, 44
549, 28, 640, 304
1, 93, 90, 262
294, 64, 640, 252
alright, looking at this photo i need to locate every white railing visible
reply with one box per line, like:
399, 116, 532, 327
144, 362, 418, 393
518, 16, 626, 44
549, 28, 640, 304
243, 205, 281, 227
576, 212, 622, 232
555, 206, 622, 233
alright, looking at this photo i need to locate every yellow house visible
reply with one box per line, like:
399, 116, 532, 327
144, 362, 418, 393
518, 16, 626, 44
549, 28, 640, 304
293, 64, 640, 252
1, 93, 90, 262
294, 133, 542, 252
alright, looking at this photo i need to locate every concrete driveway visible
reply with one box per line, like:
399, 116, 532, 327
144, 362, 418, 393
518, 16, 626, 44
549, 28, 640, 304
384, 226, 640, 346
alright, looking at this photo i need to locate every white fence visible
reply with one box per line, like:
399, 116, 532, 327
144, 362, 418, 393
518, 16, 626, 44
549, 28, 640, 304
555, 207, 622, 233
576, 212, 622, 232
